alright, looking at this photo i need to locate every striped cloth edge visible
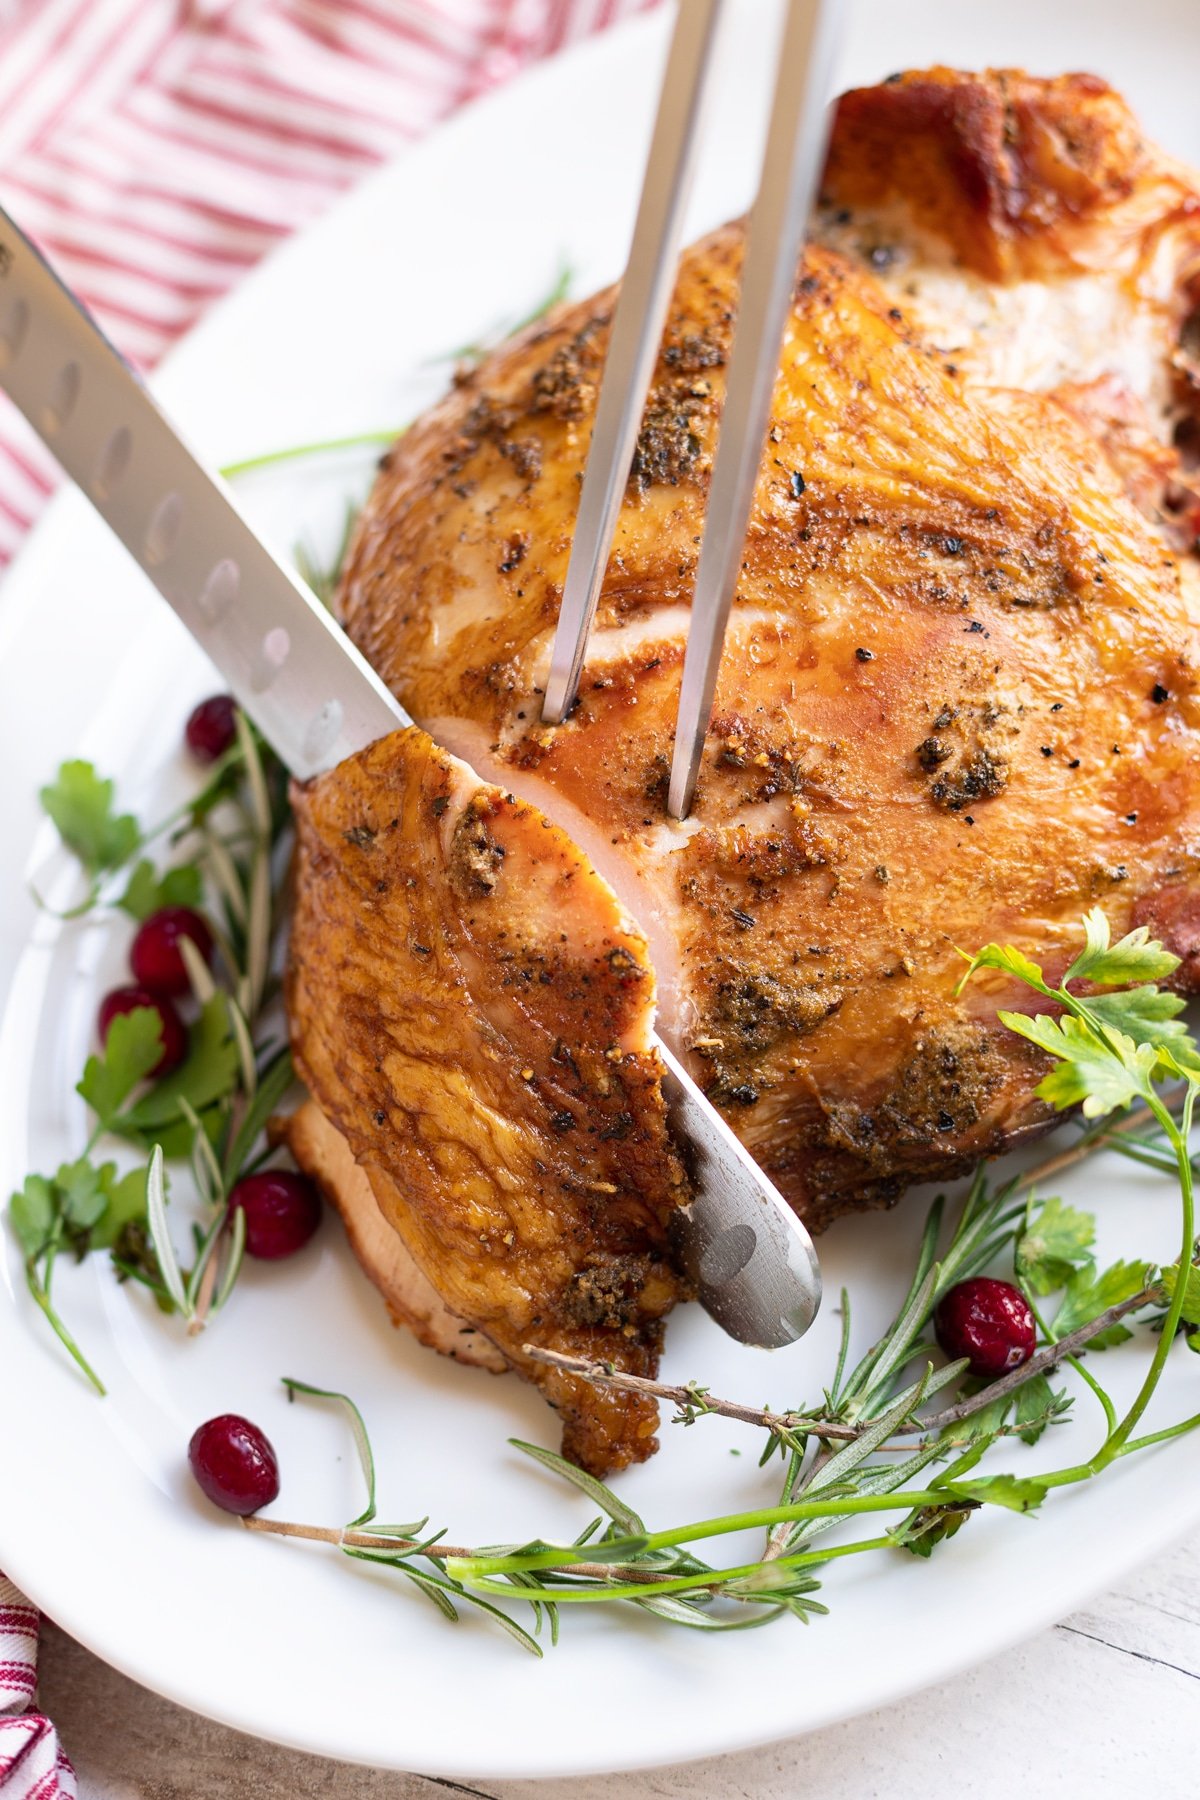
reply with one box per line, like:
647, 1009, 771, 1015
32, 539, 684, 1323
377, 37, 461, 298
0, 0, 661, 568
0, 1578, 76, 1798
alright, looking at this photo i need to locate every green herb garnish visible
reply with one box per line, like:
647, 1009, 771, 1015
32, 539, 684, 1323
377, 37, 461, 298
241, 908, 1200, 1646
11, 719, 294, 1383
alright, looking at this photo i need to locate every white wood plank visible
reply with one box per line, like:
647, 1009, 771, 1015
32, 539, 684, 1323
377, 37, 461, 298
37, 1535, 1199, 1799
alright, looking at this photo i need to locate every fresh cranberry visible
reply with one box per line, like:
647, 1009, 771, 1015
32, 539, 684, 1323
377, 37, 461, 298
228, 1170, 322, 1260
98, 985, 187, 1075
935, 1277, 1036, 1378
185, 694, 238, 763
188, 1414, 279, 1516
129, 905, 214, 997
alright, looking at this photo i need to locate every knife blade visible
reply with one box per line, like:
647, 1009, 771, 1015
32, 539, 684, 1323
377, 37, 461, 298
0, 203, 821, 1349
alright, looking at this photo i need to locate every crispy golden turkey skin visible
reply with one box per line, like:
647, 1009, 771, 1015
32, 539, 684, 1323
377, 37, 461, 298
288, 68, 1200, 1470
287, 727, 688, 1475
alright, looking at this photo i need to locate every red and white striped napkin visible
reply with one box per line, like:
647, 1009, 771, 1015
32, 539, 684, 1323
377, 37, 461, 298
0, 0, 659, 569
0, 1579, 75, 1798
0, 0, 659, 1786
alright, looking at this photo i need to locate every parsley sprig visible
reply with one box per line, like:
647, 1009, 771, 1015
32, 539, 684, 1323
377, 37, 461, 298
241, 909, 1200, 1648
36, 746, 245, 920
10, 717, 296, 1388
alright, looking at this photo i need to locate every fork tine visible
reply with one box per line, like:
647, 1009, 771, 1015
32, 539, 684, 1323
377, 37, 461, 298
541, 0, 729, 726
666, 0, 843, 819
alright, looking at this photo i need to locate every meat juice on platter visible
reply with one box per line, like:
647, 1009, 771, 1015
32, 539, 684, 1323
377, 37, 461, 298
283, 70, 1200, 1473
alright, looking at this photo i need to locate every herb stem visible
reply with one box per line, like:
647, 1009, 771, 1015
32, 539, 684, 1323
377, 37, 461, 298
187, 1226, 223, 1335
521, 1347, 861, 1439
455, 1490, 950, 1580
524, 1282, 1158, 1447
25, 1262, 106, 1395
456, 1535, 895, 1605
1025, 1289, 1117, 1438
241, 1515, 712, 1587
1099, 1088, 1196, 1463
218, 429, 403, 481
1014, 1094, 1181, 1191
1118, 1408, 1200, 1454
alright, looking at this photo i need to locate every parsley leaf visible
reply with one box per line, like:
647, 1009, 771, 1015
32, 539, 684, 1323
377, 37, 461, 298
1159, 1261, 1200, 1328
1063, 908, 1179, 989
6, 1153, 156, 1395
1080, 988, 1199, 1069
120, 996, 239, 1134
89, 1165, 150, 1251
1012, 1374, 1067, 1445
1017, 1197, 1095, 1295
54, 1157, 112, 1234
40, 761, 140, 875
119, 858, 204, 921
943, 1473, 1047, 1513
1156, 1040, 1200, 1084
1052, 1259, 1152, 1345
9, 1174, 55, 1258
956, 942, 1051, 998
998, 1011, 1157, 1116
9, 1157, 149, 1259
940, 1392, 1012, 1447
894, 1502, 975, 1558
77, 1007, 165, 1129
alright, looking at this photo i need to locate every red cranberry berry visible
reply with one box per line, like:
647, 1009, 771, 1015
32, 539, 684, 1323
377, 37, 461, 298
188, 1414, 279, 1516
98, 985, 187, 1075
129, 905, 214, 997
228, 1170, 322, 1260
185, 694, 238, 763
935, 1277, 1036, 1379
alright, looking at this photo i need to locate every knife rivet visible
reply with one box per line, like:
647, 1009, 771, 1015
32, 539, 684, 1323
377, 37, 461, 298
144, 491, 183, 566
42, 360, 80, 435
302, 698, 344, 766
197, 557, 239, 623
94, 425, 131, 500
0, 295, 28, 369
250, 625, 290, 692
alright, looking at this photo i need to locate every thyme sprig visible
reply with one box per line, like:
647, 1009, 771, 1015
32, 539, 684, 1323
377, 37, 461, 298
242, 909, 1200, 1645
521, 1267, 1159, 1439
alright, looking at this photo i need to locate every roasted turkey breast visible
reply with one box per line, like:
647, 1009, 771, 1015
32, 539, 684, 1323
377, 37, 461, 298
287, 68, 1200, 1474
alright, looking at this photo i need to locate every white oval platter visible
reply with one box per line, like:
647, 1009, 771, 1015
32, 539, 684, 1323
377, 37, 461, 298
1, 0, 1199, 1779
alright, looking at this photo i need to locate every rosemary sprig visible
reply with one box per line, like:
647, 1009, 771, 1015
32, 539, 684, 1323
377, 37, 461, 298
218, 429, 404, 482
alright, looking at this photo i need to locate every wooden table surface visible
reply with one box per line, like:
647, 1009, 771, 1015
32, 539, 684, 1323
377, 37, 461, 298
37, 1534, 1199, 1797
